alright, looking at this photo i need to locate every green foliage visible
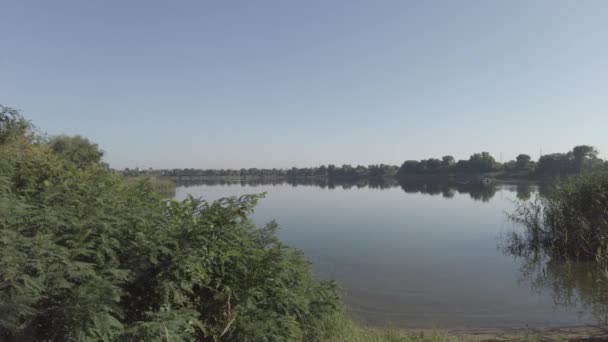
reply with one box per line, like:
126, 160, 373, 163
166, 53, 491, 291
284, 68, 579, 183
515, 154, 532, 170
0, 108, 341, 341
441, 156, 455, 169
511, 170, 608, 260
397, 151, 500, 176
0, 105, 32, 144
535, 145, 601, 177
49, 135, 104, 169
319, 310, 461, 342
124, 146, 603, 183
466, 152, 500, 173
505, 172, 608, 325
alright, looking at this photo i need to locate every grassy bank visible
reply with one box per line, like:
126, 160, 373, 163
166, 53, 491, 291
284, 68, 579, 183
319, 311, 460, 342
319, 311, 608, 341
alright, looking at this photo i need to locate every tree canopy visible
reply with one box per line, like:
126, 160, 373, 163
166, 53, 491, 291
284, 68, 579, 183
515, 154, 532, 170
49, 134, 104, 169
0, 105, 32, 144
536, 145, 602, 177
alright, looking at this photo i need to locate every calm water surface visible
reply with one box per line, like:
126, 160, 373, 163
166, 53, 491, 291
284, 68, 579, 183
175, 180, 602, 329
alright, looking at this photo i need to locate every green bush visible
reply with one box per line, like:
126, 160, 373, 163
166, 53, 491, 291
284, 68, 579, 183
0, 106, 472, 342
0, 108, 340, 341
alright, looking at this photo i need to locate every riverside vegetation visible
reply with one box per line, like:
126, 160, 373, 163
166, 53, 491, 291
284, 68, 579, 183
509, 170, 608, 261
505, 168, 608, 326
0, 108, 469, 341
3, 105, 608, 341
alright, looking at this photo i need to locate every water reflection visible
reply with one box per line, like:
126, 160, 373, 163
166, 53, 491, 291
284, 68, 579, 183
501, 231, 608, 324
515, 183, 533, 201
176, 179, 599, 328
399, 180, 501, 202
172, 177, 399, 189
171, 177, 540, 202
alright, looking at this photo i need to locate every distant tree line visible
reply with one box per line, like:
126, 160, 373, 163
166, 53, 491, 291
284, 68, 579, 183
286, 164, 399, 180
535, 145, 603, 177
124, 164, 400, 180
123, 145, 605, 181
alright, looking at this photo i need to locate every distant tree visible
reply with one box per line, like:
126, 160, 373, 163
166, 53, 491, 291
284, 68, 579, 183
354, 165, 368, 178
398, 160, 420, 176
49, 135, 104, 168
503, 160, 517, 171
383, 164, 398, 178
441, 155, 455, 169
453, 160, 469, 172
468, 152, 498, 173
327, 164, 336, 178
572, 145, 598, 172
535, 146, 601, 177
315, 165, 328, 177
417, 160, 429, 173
515, 154, 532, 170
426, 158, 442, 173
368, 164, 382, 178
536, 153, 570, 177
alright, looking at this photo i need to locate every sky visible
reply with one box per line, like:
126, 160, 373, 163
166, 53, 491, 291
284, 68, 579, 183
2, 0, 608, 169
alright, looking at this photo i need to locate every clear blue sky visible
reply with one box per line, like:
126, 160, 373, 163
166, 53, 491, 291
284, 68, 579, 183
2, 0, 607, 169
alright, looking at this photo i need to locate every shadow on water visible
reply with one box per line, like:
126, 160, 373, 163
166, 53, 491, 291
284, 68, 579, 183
172, 177, 543, 202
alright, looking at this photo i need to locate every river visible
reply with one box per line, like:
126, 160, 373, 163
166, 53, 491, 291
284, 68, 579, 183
175, 179, 604, 329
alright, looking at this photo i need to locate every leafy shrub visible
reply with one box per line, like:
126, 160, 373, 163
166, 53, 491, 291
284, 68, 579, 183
0, 107, 340, 341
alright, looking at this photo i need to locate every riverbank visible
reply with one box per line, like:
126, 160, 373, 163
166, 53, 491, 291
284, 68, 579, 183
328, 312, 608, 341
446, 325, 608, 341
347, 325, 608, 341
319, 308, 608, 341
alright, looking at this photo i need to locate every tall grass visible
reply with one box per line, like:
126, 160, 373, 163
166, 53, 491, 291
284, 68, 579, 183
510, 170, 608, 260
319, 310, 462, 342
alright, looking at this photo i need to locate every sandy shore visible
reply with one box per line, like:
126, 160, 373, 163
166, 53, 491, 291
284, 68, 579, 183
441, 325, 608, 341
